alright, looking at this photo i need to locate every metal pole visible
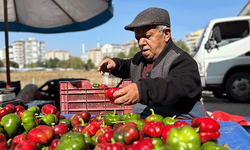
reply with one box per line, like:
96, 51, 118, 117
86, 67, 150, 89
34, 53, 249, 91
4, 0, 11, 88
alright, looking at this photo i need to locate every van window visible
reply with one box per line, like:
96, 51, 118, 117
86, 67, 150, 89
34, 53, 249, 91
213, 20, 249, 47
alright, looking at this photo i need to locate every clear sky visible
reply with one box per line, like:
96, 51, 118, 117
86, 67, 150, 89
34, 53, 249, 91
0, 0, 248, 57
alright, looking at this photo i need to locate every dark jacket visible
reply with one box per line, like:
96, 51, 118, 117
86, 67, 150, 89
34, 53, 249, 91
111, 39, 206, 118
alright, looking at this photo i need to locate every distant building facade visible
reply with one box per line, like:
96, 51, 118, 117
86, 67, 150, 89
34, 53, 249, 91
46, 49, 69, 61
0, 37, 46, 68
88, 48, 101, 67
122, 40, 138, 56
186, 29, 204, 57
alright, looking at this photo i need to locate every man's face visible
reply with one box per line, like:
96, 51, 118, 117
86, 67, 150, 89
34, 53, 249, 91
134, 26, 169, 61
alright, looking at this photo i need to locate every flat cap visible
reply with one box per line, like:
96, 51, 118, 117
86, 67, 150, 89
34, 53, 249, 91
124, 7, 170, 31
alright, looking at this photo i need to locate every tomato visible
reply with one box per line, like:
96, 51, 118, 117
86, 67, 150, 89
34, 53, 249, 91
105, 87, 119, 104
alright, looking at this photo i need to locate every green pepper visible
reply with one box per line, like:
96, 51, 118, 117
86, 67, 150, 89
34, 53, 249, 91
1, 113, 21, 138
21, 110, 38, 132
167, 125, 201, 150
0, 126, 4, 133
27, 106, 40, 116
163, 115, 178, 125
92, 83, 100, 88
151, 137, 164, 147
104, 109, 122, 126
125, 118, 145, 131
39, 114, 58, 126
85, 136, 95, 149
59, 119, 72, 130
55, 132, 85, 150
200, 141, 230, 150
122, 113, 140, 121
145, 108, 163, 122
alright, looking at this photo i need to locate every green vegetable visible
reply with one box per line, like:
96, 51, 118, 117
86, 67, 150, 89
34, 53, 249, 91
27, 106, 40, 116
104, 109, 122, 126
55, 132, 85, 150
167, 125, 201, 150
145, 109, 164, 122
1, 113, 21, 138
122, 113, 140, 121
21, 110, 38, 132
200, 141, 231, 150
163, 115, 178, 125
125, 118, 145, 130
39, 114, 58, 126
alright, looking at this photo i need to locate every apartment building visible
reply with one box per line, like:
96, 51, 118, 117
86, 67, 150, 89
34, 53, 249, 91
88, 47, 101, 67
0, 37, 46, 68
46, 49, 69, 61
122, 40, 138, 56
186, 29, 204, 57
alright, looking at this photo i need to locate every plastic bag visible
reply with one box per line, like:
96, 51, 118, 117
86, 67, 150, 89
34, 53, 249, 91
210, 111, 249, 125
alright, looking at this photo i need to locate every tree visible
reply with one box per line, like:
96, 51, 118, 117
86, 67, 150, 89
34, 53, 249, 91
103, 56, 111, 60
46, 58, 59, 68
68, 58, 84, 69
127, 46, 140, 58
56, 60, 69, 68
25, 63, 36, 68
10, 61, 19, 68
117, 52, 126, 59
174, 39, 190, 54
0, 61, 4, 67
36, 60, 45, 67
86, 59, 95, 69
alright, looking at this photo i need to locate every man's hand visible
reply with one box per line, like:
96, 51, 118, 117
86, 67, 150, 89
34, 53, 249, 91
113, 83, 139, 106
98, 58, 116, 75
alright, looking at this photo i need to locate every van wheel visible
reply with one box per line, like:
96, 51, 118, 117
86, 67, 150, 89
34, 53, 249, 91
225, 72, 250, 102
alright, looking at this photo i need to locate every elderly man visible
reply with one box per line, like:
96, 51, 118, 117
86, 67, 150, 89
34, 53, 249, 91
98, 7, 207, 118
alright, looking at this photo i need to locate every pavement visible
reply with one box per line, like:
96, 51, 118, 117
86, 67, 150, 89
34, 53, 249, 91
201, 91, 250, 117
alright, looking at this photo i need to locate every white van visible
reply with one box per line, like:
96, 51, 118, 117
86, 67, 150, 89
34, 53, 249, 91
193, 16, 250, 102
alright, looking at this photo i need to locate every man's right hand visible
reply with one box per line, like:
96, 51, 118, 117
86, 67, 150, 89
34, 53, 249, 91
98, 58, 116, 75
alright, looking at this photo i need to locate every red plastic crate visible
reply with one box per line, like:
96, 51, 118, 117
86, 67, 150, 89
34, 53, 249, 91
60, 79, 133, 116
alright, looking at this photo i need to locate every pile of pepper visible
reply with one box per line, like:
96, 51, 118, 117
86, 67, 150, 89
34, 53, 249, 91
0, 104, 231, 150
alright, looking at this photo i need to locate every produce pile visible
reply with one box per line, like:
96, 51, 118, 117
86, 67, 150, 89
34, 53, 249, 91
0, 103, 232, 150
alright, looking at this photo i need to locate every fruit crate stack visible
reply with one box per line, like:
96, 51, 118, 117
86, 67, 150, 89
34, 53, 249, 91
59, 79, 133, 116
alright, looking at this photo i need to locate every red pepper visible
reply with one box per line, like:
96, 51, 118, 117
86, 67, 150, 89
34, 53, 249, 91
0, 107, 8, 118
83, 122, 100, 137
80, 110, 91, 123
12, 133, 28, 144
103, 138, 127, 150
48, 139, 60, 150
60, 115, 66, 120
113, 123, 140, 145
191, 117, 221, 143
132, 138, 154, 150
173, 120, 191, 128
161, 125, 174, 144
91, 113, 105, 126
5, 104, 15, 113
54, 122, 69, 137
94, 142, 110, 150
8, 142, 19, 150
14, 140, 38, 150
28, 125, 55, 144
0, 133, 8, 150
99, 84, 108, 88
98, 129, 114, 143
142, 121, 164, 137
15, 105, 25, 114
17, 109, 26, 118
41, 104, 57, 115
72, 119, 88, 133
71, 113, 86, 127
105, 87, 119, 104
94, 122, 113, 139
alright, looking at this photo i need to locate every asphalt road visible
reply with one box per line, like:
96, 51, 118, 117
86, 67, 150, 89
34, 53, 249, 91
201, 91, 250, 117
